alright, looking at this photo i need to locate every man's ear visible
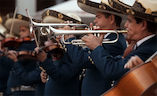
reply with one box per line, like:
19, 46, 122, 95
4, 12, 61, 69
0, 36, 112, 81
140, 20, 147, 31
110, 15, 115, 25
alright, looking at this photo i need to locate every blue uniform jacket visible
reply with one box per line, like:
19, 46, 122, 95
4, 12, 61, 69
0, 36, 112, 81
7, 61, 42, 96
7, 41, 44, 96
89, 35, 157, 89
39, 46, 85, 96
76, 33, 127, 96
102, 33, 127, 56
61, 33, 126, 96
0, 56, 14, 92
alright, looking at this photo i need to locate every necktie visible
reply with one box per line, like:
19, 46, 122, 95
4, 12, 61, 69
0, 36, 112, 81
123, 41, 137, 58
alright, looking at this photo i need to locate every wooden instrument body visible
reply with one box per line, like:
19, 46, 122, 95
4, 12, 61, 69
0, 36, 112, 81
1, 37, 32, 48
102, 56, 157, 96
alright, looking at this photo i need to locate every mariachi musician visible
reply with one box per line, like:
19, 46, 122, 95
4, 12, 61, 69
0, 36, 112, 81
4, 13, 44, 96
37, 9, 85, 96
80, 0, 157, 95
0, 43, 14, 96
61, 0, 127, 96
0, 15, 15, 96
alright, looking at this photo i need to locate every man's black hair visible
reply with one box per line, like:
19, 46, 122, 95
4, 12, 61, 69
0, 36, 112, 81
103, 12, 122, 27
135, 17, 157, 34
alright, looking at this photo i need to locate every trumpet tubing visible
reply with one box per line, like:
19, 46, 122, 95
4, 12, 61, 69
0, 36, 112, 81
48, 27, 127, 45
31, 20, 88, 27
49, 27, 127, 36
26, 10, 127, 45
26, 9, 88, 27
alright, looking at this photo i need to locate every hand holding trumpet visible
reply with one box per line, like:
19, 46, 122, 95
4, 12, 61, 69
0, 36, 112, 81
81, 33, 104, 50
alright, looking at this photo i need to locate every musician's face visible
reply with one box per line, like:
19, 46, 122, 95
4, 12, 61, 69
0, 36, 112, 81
94, 12, 111, 29
19, 26, 30, 38
124, 15, 144, 41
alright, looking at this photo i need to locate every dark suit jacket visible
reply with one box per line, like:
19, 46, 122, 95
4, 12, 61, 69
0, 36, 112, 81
0, 56, 14, 92
80, 33, 127, 96
39, 47, 84, 96
90, 35, 157, 88
40, 33, 126, 96
7, 41, 44, 96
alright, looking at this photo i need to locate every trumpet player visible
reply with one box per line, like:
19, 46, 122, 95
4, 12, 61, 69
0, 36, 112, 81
37, 10, 84, 96
42, 1, 127, 96
67, 0, 127, 96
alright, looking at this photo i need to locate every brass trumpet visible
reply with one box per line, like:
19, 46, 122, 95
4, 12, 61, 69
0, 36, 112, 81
49, 27, 127, 45
50, 27, 127, 35
30, 20, 88, 27
30, 18, 88, 35
26, 9, 88, 35
26, 9, 127, 45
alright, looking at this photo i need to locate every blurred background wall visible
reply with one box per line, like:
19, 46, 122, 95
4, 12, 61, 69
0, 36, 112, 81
0, 0, 94, 24
0, 0, 67, 16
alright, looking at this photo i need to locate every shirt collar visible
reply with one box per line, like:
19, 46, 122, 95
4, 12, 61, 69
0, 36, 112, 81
136, 34, 155, 48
